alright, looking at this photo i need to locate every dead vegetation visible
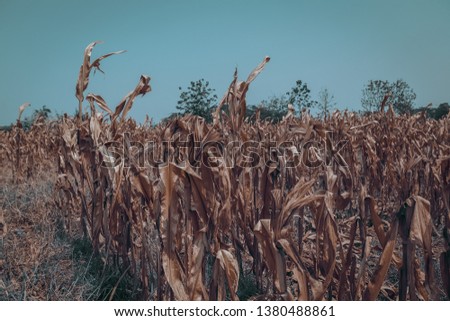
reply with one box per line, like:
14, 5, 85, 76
0, 42, 449, 300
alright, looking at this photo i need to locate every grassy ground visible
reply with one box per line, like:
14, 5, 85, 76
0, 168, 141, 300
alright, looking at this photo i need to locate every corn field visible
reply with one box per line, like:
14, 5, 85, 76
1, 42, 449, 300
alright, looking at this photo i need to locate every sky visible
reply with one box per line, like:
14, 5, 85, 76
0, 0, 449, 125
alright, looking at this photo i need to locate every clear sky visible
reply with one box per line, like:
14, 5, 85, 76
0, 0, 449, 125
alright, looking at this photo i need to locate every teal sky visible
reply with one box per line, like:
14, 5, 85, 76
1, 0, 449, 124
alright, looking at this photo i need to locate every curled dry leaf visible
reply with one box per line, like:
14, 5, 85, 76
75, 41, 125, 118
17, 102, 31, 123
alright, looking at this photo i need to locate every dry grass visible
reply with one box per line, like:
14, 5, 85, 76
1, 168, 82, 300
0, 167, 141, 300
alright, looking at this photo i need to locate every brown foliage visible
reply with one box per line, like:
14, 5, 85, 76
1, 42, 449, 300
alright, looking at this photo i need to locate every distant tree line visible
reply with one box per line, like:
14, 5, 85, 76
173, 78, 449, 123
0, 105, 52, 131
1, 79, 448, 131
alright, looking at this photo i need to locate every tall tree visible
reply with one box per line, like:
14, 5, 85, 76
415, 102, 450, 120
390, 80, 417, 114
176, 79, 217, 122
317, 88, 336, 118
247, 95, 289, 122
20, 105, 52, 129
361, 80, 390, 113
361, 79, 416, 114
434, 102, 450, 119
286, 80, 316, 113
32, 105, 51, 120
